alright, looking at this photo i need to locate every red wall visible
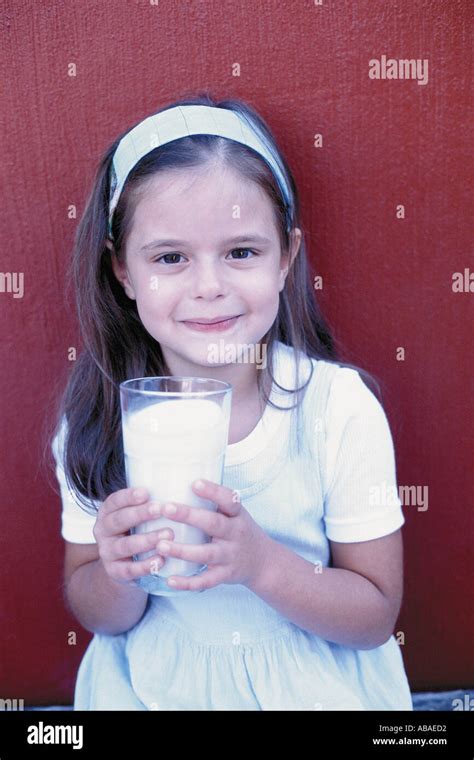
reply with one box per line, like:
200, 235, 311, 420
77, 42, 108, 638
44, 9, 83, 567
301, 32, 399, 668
1, 0, 472, 704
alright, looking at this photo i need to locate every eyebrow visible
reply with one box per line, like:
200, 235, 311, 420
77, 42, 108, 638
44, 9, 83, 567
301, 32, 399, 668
139, 234, 272, 252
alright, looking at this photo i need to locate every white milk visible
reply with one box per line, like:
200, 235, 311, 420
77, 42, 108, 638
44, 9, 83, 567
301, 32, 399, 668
122, 398, 228, 578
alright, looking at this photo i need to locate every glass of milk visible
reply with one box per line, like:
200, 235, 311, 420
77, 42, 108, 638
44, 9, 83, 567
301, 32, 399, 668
119, 377, 232, 596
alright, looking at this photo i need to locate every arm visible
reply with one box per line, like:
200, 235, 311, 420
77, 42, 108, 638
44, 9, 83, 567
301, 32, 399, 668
64, 542, 149, 636
247, 528, 404, 650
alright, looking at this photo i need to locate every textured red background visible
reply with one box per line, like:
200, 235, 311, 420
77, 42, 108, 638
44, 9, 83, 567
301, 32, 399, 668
0, 0, 472, 705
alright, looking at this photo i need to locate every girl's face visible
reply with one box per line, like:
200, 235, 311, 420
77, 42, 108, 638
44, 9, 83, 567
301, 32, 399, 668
110, 161, 301, 376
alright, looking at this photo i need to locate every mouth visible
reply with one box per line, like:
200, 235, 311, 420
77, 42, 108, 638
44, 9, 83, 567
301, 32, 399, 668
181, 315, 242, 332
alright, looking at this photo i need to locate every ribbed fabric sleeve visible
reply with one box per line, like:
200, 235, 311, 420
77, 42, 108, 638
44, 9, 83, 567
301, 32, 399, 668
52, 417, 100, 543
322, 368, 404, 542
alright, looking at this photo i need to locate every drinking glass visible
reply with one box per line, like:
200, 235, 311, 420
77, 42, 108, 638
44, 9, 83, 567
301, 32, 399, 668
119, 376, 232, 596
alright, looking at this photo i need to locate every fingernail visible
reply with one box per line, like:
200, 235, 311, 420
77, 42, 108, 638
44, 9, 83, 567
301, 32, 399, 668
164, 502, 177, 514
149, 502, 162, 516
133, 488, 147, 500
193, 480, 205, 491
158, 540, 170, 552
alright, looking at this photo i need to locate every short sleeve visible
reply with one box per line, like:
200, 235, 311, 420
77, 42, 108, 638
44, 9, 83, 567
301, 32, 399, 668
322, 368, 405, 543
51, 417, 99, 544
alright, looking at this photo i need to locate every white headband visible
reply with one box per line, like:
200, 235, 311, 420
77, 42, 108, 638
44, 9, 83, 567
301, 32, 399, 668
108, 104, 293, 237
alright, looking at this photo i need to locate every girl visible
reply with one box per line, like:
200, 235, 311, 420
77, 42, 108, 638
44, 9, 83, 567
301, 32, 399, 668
50, 92, 413, 710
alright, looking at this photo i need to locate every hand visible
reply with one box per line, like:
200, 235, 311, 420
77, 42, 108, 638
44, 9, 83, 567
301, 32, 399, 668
153, 479, 272, 592
93, 487, 175, 587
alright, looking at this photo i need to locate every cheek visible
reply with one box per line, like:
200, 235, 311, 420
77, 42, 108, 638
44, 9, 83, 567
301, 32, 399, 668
133, 276, 174, 334
135, 272, 173, 311
249, 272, 281, 309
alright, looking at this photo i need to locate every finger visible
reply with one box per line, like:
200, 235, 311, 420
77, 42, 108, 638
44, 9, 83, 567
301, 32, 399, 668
109, 528, 175, 562
105, 487, 149, 514
104, 500, 165, 536
192, 479, 242, 517
166, 566, 228, 592
113, 553, 166, 583
156, 537, 221, 565
156, 501, 228, 538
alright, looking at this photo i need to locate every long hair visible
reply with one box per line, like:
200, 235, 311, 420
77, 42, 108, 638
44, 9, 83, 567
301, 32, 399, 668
43, 90, 383, 512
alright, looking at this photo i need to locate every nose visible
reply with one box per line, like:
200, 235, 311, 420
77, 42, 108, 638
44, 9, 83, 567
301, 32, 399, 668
189, 257, 228, 299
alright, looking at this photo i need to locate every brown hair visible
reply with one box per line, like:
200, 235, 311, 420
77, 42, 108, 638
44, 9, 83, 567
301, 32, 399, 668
44, 90, 383, 512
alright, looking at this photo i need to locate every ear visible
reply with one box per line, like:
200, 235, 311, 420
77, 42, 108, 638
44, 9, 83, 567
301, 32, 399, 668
106, 238, 136, 300
279, 227, 302, 292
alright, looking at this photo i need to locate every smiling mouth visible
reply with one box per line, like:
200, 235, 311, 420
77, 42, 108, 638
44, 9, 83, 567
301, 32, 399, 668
181, 315, 242, 332
182, 314, 241, 324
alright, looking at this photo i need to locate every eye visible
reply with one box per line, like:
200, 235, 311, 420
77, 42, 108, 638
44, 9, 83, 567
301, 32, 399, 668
228, 248, 257, 259
153, 253, 185, 264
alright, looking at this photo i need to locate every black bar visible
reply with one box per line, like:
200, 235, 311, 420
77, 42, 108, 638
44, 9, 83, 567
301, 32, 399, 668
0, 709, 472, 757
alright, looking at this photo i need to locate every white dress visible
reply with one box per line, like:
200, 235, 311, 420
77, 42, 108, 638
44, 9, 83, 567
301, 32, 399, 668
52, 341, 413, 710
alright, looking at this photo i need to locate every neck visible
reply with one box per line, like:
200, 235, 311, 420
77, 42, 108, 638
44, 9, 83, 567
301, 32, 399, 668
161, 342, 273, 409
